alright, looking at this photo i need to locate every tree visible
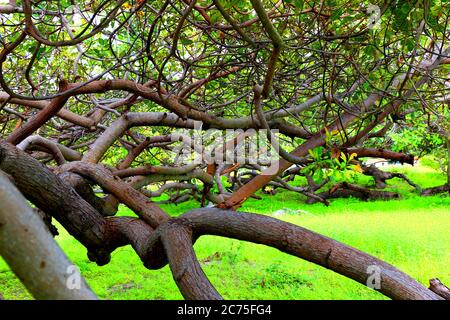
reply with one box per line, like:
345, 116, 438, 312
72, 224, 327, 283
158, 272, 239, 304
0, 0, 449, 300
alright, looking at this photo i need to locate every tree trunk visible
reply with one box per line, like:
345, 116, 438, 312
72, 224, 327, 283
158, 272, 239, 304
447, 136, 450, 188
0, 141, 443, 300
0, 170, 97, 299
306, 182, 400, 204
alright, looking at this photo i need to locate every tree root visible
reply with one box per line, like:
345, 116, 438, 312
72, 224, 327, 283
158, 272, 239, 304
421, 184, 450, 196
306, 182, 400, 204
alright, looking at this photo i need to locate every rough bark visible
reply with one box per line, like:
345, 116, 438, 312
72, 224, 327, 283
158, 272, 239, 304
0, 3, 448, 302
420, 184, 450, 196
220, 47, 450, 209
60, 161, 170, 228
17, 135, 82, 162
0, 141, 113, 264
6, 80, 70, 145
161, 221, 222, 300
59, 171, 118, 217
0, 92, 96, 128
179, 208, 441, 300
429, 278, 450, 300
306, 182, 400, 204
345, 148, 415, 165
362, 165, 421, 191
0, 142, 444, 300
447, 136, 450, 187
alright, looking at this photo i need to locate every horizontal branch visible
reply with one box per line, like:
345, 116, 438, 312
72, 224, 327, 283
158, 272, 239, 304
181, 208, 441, 300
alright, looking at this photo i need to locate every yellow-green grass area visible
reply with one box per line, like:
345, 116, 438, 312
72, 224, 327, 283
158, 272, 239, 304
0, 164, 449, 300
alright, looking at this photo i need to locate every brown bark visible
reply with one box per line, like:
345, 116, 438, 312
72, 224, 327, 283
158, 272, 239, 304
447, 136, 450, 187
1, 3, 448, 302
161, 221, 222, 300
0, 92, 96, 129
345, 148, 415, 165
222, 47, 450, 209
60, 161, 170, 228
0, 141, 161, 267
113, 163, 199, 178
179, 208, 441, 300
362, 165, 421, 190
117, 135, 172, 170
0, 141, 115, 264
17, 135, 82, 162
219, 112, 354, 209
6, 80, 70, 145
59, 171, 118, 217
429, 279, 450, 300
0, 170, 97, 299
0, 141, 442, 300
420, 184, 450, 196
306, 182, 400, 204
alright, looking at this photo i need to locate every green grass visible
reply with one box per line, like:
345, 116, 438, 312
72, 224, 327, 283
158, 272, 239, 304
0, 164, 449, 300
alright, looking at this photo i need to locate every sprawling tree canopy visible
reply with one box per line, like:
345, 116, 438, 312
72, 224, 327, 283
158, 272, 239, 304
0, 0, 449, 300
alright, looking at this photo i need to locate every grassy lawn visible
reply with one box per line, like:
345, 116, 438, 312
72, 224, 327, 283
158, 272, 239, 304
1, 164, 449, 300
